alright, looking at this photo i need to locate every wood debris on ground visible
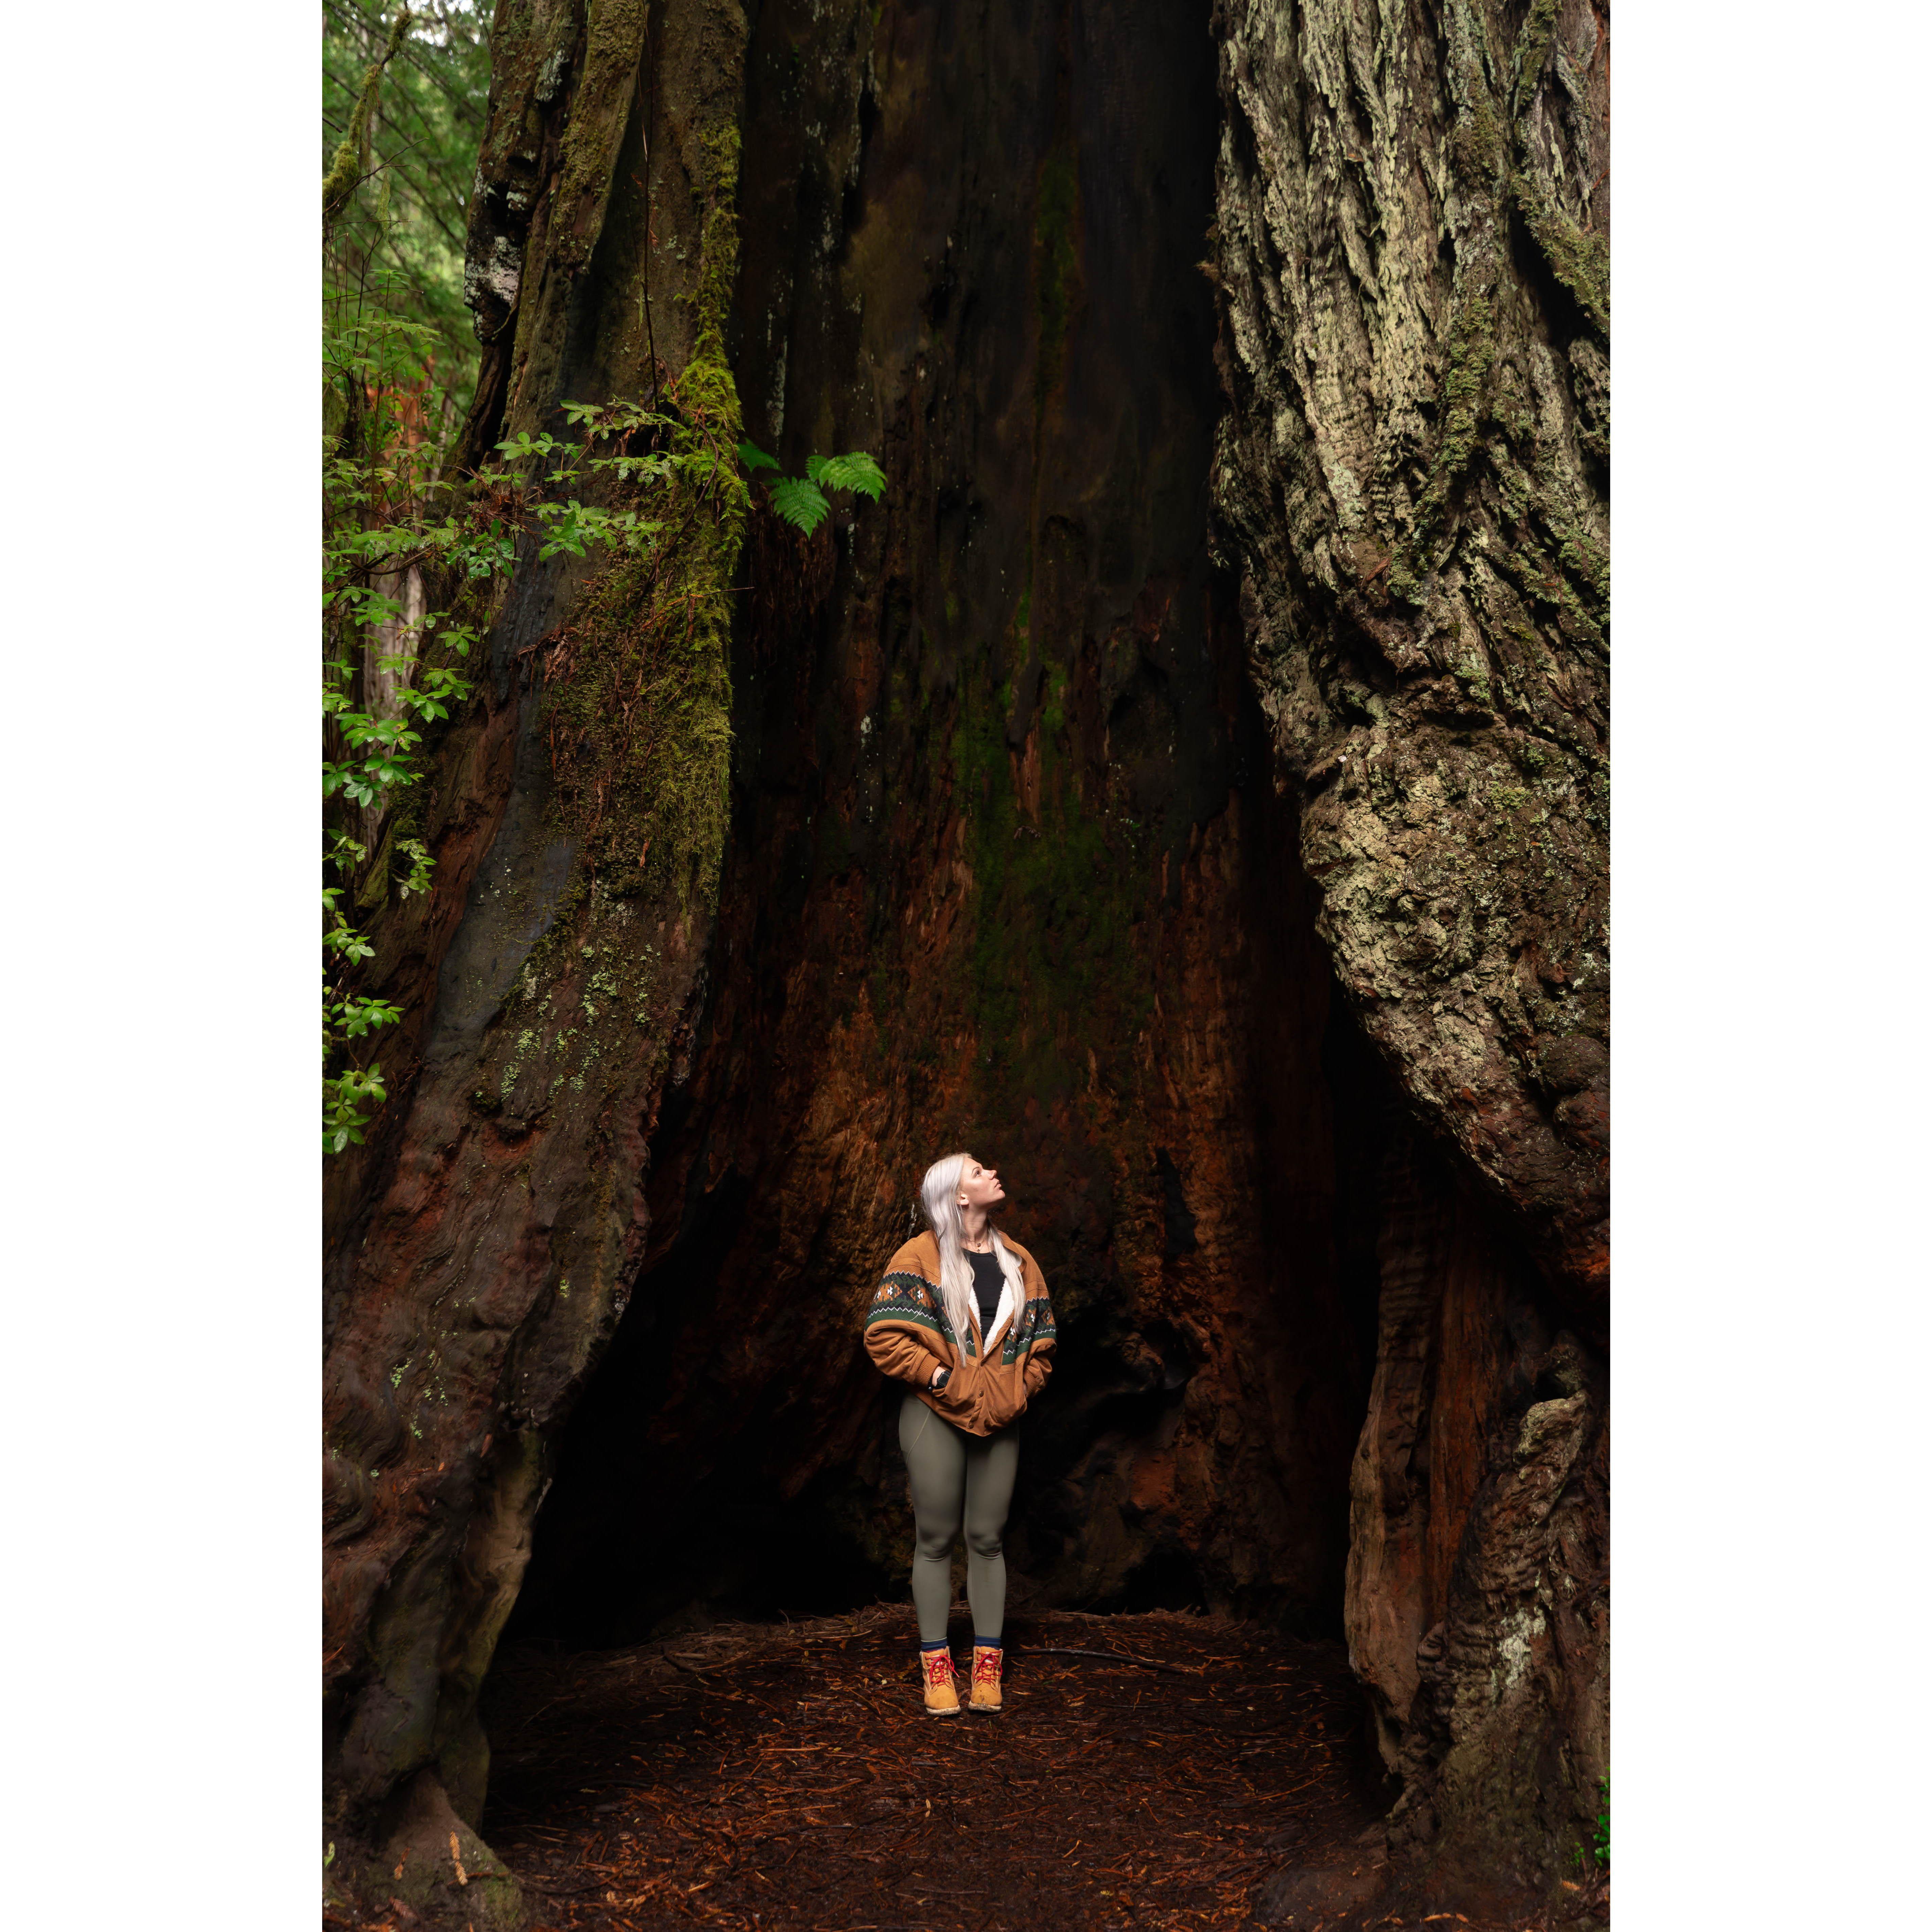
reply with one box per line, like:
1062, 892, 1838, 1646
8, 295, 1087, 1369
331, 1607, 1603, 1931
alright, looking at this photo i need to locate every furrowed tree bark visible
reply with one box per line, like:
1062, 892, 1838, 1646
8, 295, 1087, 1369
1210, 0, 1609, 1901
323, 3, 750, 1923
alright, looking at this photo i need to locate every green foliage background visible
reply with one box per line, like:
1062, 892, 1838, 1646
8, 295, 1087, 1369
323, 5, 495, 1153
323, 0, 489, 429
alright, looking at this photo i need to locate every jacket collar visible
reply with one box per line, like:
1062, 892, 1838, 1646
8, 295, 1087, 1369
979, 1261, 1017, 1356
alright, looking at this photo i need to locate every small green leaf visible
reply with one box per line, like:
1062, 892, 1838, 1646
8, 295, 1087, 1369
737, 440, 781, 473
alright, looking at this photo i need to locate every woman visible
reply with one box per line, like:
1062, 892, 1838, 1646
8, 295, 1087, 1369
862, 1151, 1057, 1715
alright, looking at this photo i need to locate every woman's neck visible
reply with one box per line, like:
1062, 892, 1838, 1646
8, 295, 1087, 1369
960, 1207, 991, 1251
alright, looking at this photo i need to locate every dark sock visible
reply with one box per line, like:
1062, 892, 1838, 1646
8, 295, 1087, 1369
973, 1637, 1003, 1650
920, 1639, 951, 1653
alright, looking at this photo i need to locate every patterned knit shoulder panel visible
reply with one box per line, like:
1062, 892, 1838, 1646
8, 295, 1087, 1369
866, 1270, 960, 1349
1000, 1292, 1058, 1363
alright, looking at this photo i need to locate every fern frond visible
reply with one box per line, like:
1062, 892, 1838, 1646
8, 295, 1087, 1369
814, 452, 887, 501
769, 476, 830, 533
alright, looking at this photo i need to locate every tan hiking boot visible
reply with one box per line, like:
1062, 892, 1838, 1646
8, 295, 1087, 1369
968, 1642, 1003, 1712
921, 1647, 961, 1716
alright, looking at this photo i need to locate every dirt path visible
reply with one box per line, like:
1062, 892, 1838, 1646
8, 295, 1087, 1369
385, 1605, 1604, 1932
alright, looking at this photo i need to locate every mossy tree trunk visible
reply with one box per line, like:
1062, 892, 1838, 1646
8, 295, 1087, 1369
1210, 0, 1609, 1898
323, 2, 752, 1921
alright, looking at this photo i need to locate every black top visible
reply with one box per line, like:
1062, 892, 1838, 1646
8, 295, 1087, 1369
967, 1248, 1004, 1339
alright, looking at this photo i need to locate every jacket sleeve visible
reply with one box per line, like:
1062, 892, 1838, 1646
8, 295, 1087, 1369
862, 1263, 950, 1389
1020, 1267, 1057, 1398
1022, 1340, 1055, 1398
865, 1313, 941, 1389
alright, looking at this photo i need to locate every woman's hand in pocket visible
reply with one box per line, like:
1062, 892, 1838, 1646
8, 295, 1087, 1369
930, 1358, 975, 1415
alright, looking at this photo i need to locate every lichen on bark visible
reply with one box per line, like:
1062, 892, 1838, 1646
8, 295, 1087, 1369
1211, 0, 1609, 1300
1210, 0, 1610, 1898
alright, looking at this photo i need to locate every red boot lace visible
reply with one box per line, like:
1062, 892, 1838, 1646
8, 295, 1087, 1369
922, 1650, 955, 1690
973, 1647, 1002, 1686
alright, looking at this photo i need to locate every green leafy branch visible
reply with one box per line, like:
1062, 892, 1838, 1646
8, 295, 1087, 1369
323, 338, 885, 1153
319, 398, 710, 1155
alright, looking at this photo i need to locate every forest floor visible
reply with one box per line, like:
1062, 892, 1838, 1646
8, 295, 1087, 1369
340, 1606, 1608, 1932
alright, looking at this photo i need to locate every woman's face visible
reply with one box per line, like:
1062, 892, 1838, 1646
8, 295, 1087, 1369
958, 1154, 1006, 1211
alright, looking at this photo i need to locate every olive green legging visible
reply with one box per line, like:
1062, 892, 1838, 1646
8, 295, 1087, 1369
898, 1389, 1021, 1646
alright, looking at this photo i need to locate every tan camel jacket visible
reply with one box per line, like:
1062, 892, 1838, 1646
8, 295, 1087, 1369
861, 1230, 1057, 1437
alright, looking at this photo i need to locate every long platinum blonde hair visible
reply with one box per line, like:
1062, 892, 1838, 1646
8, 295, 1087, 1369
920, 1152, 1024, 1357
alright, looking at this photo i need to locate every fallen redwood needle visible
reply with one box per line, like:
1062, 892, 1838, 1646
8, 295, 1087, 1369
1027, 1646, 1195, 1676
481, 1608, 1400, 1931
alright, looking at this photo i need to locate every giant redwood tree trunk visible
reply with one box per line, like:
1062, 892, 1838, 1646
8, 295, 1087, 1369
1211, 0, 1609, 1895
323, 0, 1607, 1921
323, 3, 753, 1919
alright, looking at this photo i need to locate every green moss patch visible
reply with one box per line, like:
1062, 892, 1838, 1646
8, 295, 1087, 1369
540, 124, 748, 908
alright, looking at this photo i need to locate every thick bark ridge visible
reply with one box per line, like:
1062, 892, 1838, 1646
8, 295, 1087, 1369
324, 1, 751, 1919
1209, 0, 1609, 1897
1211, 0, 1608, 1305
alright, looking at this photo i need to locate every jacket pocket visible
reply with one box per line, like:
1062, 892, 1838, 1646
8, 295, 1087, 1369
930, 1357, 980, 1425
981, 1378, 1027, 1431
